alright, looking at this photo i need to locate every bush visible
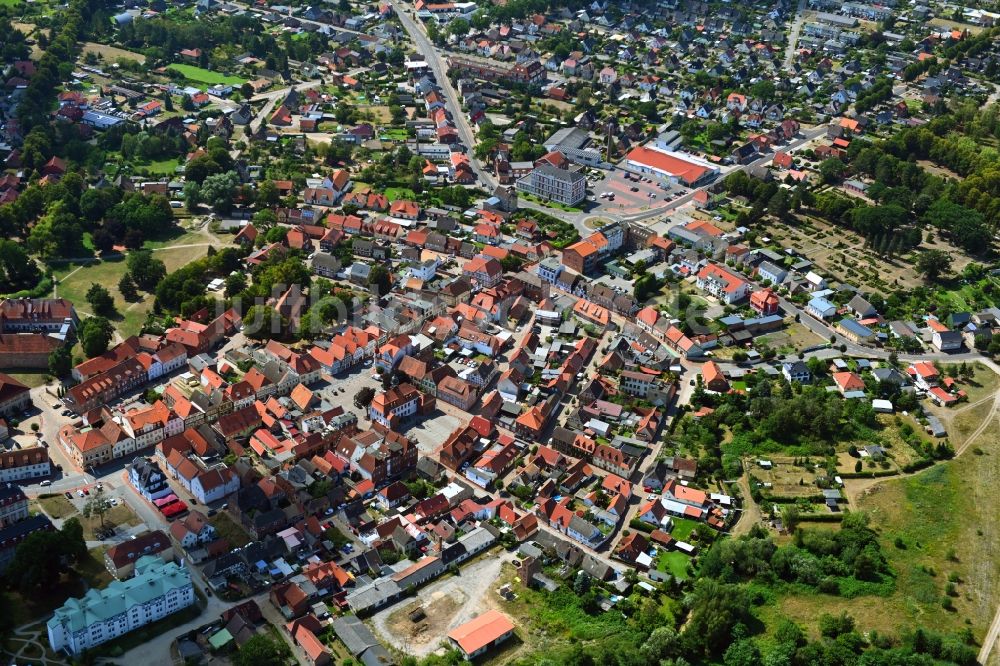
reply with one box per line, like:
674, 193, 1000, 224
629, 519, 654, 533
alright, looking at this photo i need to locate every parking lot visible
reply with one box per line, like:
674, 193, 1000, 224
591, 169, 683, 216
405, 409, 462, 457
316, 364, 381, 420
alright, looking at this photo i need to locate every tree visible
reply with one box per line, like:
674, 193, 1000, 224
0, 240, 41, 293
82, 491, 112, 528
48, 343, 73, 378
5, 518, 87, 593
91, 228, 115, 254
127, 250, 167, 290
86, 283, 116, 317
916, 249, 952, 282
233, 634, 290, 666
818, 157, 846, 184
641, 626, 679, 663
447, 17, 470, 37
256, 180, 280, 208
243, 305, 284, 339
751, 79, 776, 101
682, 579, 751, 657
78, 316, 114, 358
200, 171, 240, 214
724, 639, 762, 666
184, 181, 201, 213
367, 264, 392, 297
819, 611, 856, 638
118, 273, 139, 301
354, 386, 376, 410
225, 272, 247, 297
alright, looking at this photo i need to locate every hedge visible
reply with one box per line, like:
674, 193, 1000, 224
629, 519, 655, 533
796, 513, 845, 523
838, 468, 902, 480
3, 276, 54, 300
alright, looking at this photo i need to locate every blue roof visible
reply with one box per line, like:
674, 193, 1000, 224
838, 318, 873, 337
808, 296, 836, 312
745, 314, 783, 327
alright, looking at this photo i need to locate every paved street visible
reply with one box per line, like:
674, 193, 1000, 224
389, 0, 496, 190
782, 0, 808, 71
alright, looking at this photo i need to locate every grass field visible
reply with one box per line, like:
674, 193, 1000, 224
669, 517, 701, 541
7, 371, 52, 388
81, 42, 146, 64
384, 186, 416, 202
52, 233, 217, 337
38, 494, 76, 519
167, 63, 245, 86
81, 503, 140, 540
656, 550, 690, 580
761, 364, 1000, 645
136, 157, 181, 175
209, 511, 251, 548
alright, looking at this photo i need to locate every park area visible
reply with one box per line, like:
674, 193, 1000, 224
51, 226, 224, 337
166, 64, 245, 86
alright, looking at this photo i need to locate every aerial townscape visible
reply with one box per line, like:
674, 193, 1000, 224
2, 0, 1000, 664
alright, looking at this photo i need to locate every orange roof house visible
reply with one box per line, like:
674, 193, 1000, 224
447, 610, 516, 659
832, 371, 865, 395
701, 361, 729, 392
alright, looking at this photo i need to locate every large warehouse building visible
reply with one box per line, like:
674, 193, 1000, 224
625, 146, 720, 187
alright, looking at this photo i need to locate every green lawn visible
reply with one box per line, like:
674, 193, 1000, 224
521, 192, 583, 213
138, 157, 181, 175
384, 186, 416, 201
656, 550, 690, 580
52, 237, 216, 337
167, 63, 245, 86
669, 517, 701, 542
7, 371, 52, 388
209, 511, 251, 548
81, 503, 141, 541
38, 494, 76, 519
380, 129, 408, 140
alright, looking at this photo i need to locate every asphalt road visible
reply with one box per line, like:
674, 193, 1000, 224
782, 0, 808, 71
389, 0, 497, 190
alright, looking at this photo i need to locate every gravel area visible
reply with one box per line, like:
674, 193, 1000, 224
370, 549, 514, 658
